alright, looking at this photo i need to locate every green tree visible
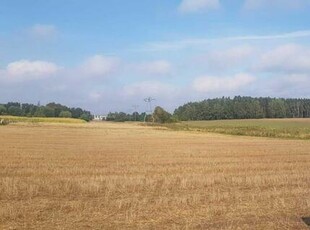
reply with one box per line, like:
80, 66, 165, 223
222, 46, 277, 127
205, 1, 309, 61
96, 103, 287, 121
269, 99, 286, 118
46, 103, 69, 117
115, 112, 128, 122
34, 107, 46, 117
80, 113, 91, 122
8, 106, 22, 116
153, 106, 172, 123
43, 107, 55, 117
251, 100, 264, 118
21, 103, 38, 117
132, 112, 140, 121
0, 105, 7, 115
59, 111, 72, 118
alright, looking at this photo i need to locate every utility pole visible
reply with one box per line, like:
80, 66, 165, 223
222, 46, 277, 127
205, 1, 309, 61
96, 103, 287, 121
132, 105, 139, 121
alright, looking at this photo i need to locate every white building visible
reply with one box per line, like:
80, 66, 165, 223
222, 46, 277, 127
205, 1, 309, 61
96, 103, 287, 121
93, 115, 107, 121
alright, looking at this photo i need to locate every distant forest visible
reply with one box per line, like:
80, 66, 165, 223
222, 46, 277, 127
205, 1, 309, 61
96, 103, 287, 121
0, 102, 92, 121
108, 96, 310, 123
2, 97, 310, 123
174, 96, 310, 121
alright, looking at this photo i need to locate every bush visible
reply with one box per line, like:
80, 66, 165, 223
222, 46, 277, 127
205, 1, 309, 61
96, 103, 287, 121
80, 113, 91, 122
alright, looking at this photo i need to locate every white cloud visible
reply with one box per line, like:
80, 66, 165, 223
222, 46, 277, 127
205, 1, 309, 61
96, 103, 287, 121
255, 44, 310, 73
263, 74, 310, 98
136, 60, 173, 76
284, 74, 310, 84
244, 0, 310, 10
81, 55, 120, 77
192, 73, 255, 93
89, 92, 103, 101
5, 60, 60, 81
122, 81, 175, 97
29, 24, 58, 39
178, 0, 220, 13
140, 30, 310, 52
202, 45, 254, 70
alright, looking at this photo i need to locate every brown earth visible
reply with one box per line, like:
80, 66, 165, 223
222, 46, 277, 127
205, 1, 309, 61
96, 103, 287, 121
0, 122, 310, 229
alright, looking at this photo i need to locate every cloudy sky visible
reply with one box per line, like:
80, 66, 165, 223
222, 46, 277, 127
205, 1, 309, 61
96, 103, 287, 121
1, 0, 310, 113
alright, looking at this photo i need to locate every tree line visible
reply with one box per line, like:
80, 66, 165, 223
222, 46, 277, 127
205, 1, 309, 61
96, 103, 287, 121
0, 102, 92, 121
174, 96, 310, 121
2, 96, 310, 124
107, 106, 176, 123
106, 97, 310, 123
106, 112, 147, 122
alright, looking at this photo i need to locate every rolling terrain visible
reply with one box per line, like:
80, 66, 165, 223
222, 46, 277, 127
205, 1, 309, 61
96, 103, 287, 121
160, 119, 310, 140
0, 121, 310, 229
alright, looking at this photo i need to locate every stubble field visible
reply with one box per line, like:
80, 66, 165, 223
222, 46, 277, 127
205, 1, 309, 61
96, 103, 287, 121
1, 122, 310, 229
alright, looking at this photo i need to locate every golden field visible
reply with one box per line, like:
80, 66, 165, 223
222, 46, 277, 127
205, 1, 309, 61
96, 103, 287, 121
0, 115, 86, 124
0, 122, 310, 229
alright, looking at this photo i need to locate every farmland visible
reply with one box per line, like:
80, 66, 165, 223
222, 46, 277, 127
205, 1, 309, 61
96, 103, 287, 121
1, 121, 310, 229
0, 115, 86, 124
159, 119, 310, 140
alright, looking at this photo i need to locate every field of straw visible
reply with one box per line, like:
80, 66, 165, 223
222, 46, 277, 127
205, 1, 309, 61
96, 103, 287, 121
1, 122, 310, 229
0, 116, 86, 124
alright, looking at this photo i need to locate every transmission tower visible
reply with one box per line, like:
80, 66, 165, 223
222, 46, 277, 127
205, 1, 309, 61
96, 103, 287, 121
144, 97, 155, 122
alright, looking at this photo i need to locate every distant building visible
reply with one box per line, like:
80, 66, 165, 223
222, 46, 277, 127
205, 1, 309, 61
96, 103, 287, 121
93, 115, 107, 121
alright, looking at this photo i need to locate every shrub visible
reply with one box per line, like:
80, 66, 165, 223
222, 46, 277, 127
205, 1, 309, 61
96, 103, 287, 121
80, 113, 91, 122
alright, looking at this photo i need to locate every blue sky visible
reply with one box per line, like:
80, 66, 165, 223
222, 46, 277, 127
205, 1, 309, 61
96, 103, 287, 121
1, 0, 310, 113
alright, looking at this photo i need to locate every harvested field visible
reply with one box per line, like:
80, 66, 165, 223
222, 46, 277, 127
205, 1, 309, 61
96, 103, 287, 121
0, 122, 310, 229
0, 116, 86, 124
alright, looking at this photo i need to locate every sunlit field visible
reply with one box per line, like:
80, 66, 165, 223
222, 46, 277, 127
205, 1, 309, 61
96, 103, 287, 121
1, 121, 310, 229
159, 119, 310, 140
0, 115, 86, 124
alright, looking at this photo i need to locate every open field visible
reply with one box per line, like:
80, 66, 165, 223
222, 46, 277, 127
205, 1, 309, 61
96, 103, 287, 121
0, 116, 86, 124
159, 119, 310, 140
1, 122, 310, 229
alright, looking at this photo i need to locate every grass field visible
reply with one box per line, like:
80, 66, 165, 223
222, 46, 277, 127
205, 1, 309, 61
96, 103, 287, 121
0, 115, 86, 124
1, 122, 310, 229
159, 119, 310, 140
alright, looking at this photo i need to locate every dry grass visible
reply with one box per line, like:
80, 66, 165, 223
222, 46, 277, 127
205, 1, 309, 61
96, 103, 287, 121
0, 115, 86, 124
0, 122, 310, 229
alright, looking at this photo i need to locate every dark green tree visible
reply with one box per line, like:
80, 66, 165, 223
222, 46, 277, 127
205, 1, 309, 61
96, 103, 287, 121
8, 106, 22, 116
174, 96, 310, 121
0, 105, 7, 115
33, 108, 45, 117
153, 106, 173, 123
269, 99, 286, 118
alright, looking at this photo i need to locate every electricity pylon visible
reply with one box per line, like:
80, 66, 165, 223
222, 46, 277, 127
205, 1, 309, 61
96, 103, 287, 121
144, 97, 155, 122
